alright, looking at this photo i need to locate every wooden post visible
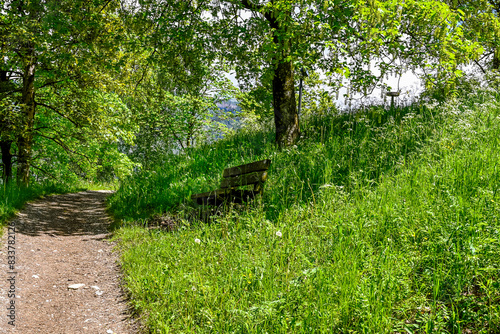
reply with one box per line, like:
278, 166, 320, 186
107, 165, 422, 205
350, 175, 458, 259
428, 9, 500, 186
386, 91, 400, 109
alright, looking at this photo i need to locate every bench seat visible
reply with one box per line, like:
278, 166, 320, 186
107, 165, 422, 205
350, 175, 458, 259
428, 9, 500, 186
191, 159, 271, 206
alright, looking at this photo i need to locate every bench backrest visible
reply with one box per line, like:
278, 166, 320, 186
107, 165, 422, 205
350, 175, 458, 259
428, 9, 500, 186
220, 159, 271, 189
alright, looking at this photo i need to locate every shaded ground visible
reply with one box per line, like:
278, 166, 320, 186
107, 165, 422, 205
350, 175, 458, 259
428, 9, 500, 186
0, 191, 139, 333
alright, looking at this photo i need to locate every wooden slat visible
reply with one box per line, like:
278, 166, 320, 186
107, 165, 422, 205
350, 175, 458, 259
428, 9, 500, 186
220, 171, 267, 189
222, 159, 271, 178
191, 189, 227, 199
193, 189, 258, 206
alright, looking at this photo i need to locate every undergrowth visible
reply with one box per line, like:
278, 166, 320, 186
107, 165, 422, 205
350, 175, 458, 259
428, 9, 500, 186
111, 89, 500, 333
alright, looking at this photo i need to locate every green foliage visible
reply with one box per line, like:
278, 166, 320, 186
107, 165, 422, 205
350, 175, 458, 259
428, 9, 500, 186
109, 100, 437, 221
0, 0, 135, 184
443, 0, 500, 70
121, 0, 484, 148
1, 0, 492, 185
2, 2, 500, 330
206, 0, 482, 99
120, 1, 240, 159
126, 80, 237, 162
0, 97, 22, 142
298, 71, 339, 116
235, 86, 274, 122
30, 88, 137, 184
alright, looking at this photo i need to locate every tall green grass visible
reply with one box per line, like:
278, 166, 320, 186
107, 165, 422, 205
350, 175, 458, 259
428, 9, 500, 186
109, 102, 439, 221
112, 92, 500, 332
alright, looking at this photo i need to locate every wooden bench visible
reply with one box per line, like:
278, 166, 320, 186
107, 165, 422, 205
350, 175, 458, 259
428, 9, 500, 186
191, 159, 271, 206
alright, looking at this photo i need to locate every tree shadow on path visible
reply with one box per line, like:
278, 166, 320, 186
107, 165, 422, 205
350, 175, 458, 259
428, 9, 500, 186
14, 190, 115, 237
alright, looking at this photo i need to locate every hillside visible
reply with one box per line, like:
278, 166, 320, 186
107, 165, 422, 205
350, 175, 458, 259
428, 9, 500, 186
110, 88, 500, 333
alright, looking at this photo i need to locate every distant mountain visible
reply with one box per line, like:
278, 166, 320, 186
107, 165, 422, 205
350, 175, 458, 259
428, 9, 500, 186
216, 98, 241, 114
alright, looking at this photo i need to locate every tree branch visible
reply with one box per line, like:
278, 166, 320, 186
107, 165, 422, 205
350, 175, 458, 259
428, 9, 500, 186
37, 77, 77, 90
37, 133, 92, 164
36, 124, 86, 143
134, 49, 157, 91
474, 59, 487, 74
163, 120, 186, 151
98, 0, 114, 14
3, 71, 24, 78
0, 88, 22, 97
30, 164, 58, 180
239, 0, 277, 26
35, 102, 81, 127
33, 126, 51, 132
240, 0, 263, 11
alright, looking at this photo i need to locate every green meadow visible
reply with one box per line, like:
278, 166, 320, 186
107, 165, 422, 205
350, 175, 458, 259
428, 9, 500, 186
109, 87, 500, 333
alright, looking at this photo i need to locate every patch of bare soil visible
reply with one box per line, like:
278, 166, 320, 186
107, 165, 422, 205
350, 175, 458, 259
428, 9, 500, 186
0, 191, 139, 333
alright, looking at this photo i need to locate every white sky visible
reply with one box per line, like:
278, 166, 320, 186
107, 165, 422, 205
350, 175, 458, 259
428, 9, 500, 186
226, 69, 422, 111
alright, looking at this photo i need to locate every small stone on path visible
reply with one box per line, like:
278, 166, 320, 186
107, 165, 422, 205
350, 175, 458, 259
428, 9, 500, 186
68, 283, 85, 290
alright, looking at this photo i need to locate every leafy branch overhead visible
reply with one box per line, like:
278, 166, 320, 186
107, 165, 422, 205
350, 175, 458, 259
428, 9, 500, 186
0, 0, 135, 185
0, 0, 493, 185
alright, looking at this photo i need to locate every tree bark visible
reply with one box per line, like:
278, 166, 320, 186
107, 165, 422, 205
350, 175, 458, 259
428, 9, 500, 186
17, 44, 36, 186
239, 0, 300, 147
268, 13, 299, 147
491, 1, 500, 70
0, 141, 13, 185
0, 70, 13, 185
493, 51, 500, 70
273, 59, 299, 147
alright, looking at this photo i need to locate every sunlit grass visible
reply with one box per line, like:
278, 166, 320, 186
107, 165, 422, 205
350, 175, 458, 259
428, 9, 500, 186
79, 180, 119, 191
109, 102, 438, 222
112, 92, 500, 333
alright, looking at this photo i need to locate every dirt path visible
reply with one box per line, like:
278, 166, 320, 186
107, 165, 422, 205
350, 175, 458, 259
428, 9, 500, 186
0, 191, 138, 333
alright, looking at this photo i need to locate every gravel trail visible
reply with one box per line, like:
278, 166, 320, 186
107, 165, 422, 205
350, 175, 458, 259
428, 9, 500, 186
0, 191, 138, 333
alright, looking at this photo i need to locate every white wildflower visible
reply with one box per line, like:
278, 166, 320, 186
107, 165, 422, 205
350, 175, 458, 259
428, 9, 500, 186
276, 231, 282, 238
194, 238, 201, 244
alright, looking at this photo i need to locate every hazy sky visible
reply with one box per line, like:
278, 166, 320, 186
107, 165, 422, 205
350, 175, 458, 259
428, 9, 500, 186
226, 68, 422, 111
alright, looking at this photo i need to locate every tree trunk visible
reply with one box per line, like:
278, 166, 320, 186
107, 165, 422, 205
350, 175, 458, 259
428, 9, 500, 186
0, 141, 13, 185
493, 51, 500, 70
273, 59, 299, 147
17, 45, 36, 186
267, 9, 299, 147
0, 70, 14, 185
492, 1, 500, 70
238, 0, 300, 147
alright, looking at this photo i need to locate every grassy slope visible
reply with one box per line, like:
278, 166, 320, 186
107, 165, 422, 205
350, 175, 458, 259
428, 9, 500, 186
111, 94, 500, 333
108, 102, 434, 222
